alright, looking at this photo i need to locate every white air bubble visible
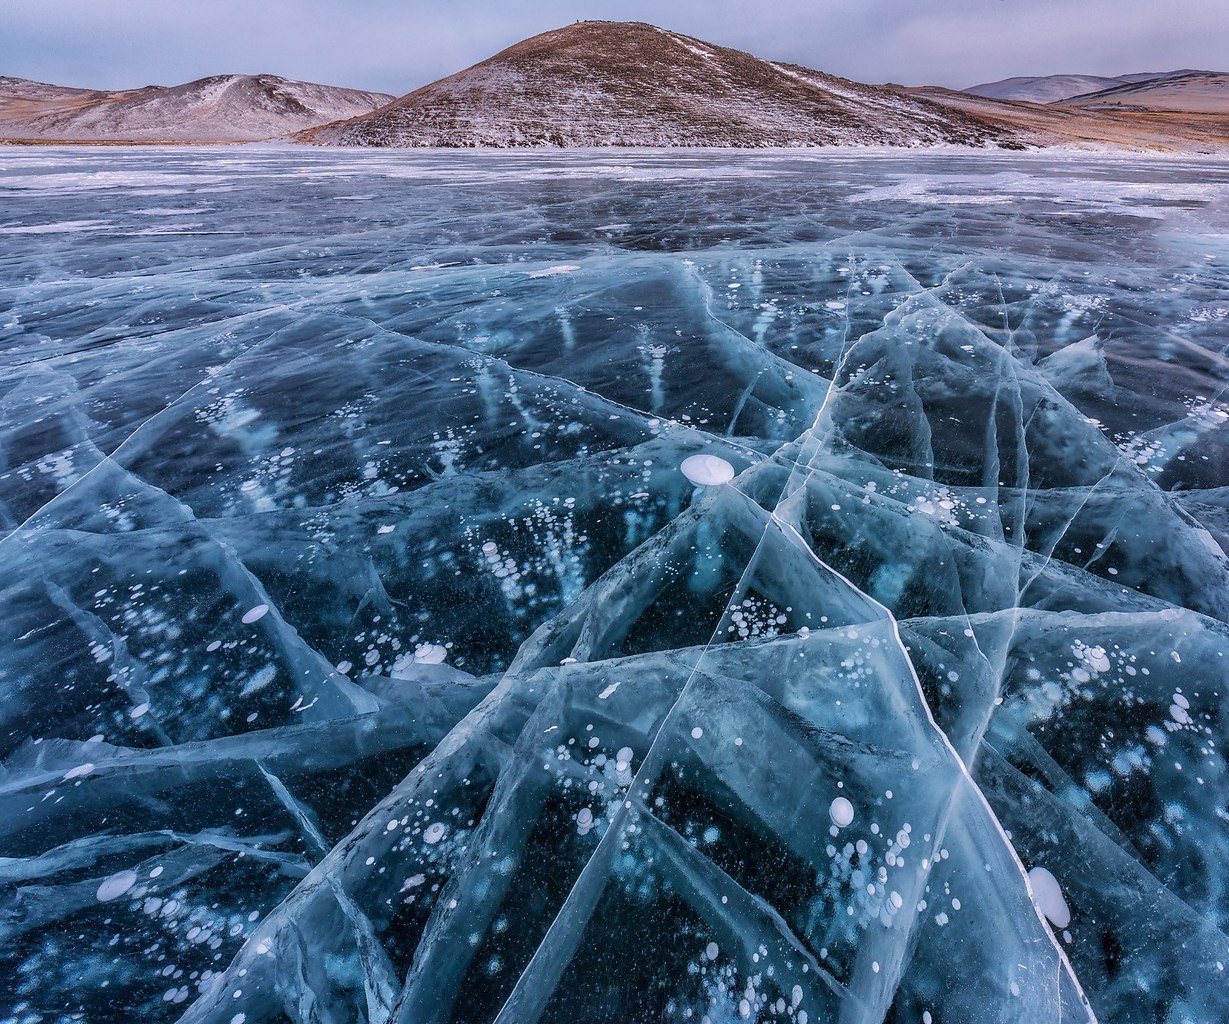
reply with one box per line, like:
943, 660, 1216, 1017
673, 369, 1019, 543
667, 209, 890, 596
829, 797, 854, 828
1027, 865, 1072, 928
680, 454, 734, 486
96, 869, 138, 902
241, 604, 269, 625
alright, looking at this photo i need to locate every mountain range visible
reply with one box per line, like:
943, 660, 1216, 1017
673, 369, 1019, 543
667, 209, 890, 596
2, 22, 1226, 150
0, 74, 392, 143
966, 69, 1229, 110
966, 74, 1134, 104
1056, 71, 1229, 113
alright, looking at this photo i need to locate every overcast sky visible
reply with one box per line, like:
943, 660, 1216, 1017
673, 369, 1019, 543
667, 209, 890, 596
3, 0, 1225, 95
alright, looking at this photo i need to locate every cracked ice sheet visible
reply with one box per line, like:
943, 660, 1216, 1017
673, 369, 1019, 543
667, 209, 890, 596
1, 148, 1228, 1024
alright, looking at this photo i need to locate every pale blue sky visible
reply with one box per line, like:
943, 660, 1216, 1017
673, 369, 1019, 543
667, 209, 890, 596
2, 0, 1225, 94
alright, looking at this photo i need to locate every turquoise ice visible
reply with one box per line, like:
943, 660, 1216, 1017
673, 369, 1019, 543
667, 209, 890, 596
1, 148, 1227, 1024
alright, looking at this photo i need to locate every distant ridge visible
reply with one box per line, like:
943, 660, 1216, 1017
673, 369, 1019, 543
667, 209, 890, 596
964, 75, 1128, 104
1059, 71, 1229, 114
0, 77, 97, 103
299, 21, 1007, 148
0, 74, 394, 143
964, 69, 1228, 110
1115, 70, 1215, 84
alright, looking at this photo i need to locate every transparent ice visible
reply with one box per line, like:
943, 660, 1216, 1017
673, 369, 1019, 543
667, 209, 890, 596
1, 148, 1228, 1024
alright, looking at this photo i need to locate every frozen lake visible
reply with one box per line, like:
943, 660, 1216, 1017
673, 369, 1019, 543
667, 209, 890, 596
1, 148, 1228, 1024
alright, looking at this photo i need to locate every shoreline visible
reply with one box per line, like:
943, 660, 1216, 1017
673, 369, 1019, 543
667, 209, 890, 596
4, 139, 1229, 159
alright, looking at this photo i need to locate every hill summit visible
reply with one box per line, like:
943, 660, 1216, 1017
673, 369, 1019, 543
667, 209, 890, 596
300, 21, 1005, 148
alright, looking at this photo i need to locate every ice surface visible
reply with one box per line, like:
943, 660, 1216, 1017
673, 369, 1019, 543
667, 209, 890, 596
1, 147, 1228, 1024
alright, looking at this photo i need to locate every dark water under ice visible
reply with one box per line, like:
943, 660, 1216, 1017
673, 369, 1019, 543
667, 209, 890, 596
1, 147, 1228, 1024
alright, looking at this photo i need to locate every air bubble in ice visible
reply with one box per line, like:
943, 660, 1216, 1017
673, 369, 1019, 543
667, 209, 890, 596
680, 454, 734, 486
1027, 866, 1072, 928
829, 797, 855, 828
96, 870, 138, 902
241, 604, 269, 624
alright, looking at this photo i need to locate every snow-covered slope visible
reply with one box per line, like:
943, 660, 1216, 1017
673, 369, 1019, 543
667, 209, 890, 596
301, 21, 1008, 148
1060, 71, 1229, 113
0, 76, 96, 103
0, 75, 394, 143
964, 74, 1127, 104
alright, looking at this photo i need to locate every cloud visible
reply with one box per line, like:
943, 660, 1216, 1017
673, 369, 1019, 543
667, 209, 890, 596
1, 0, 1225, 94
